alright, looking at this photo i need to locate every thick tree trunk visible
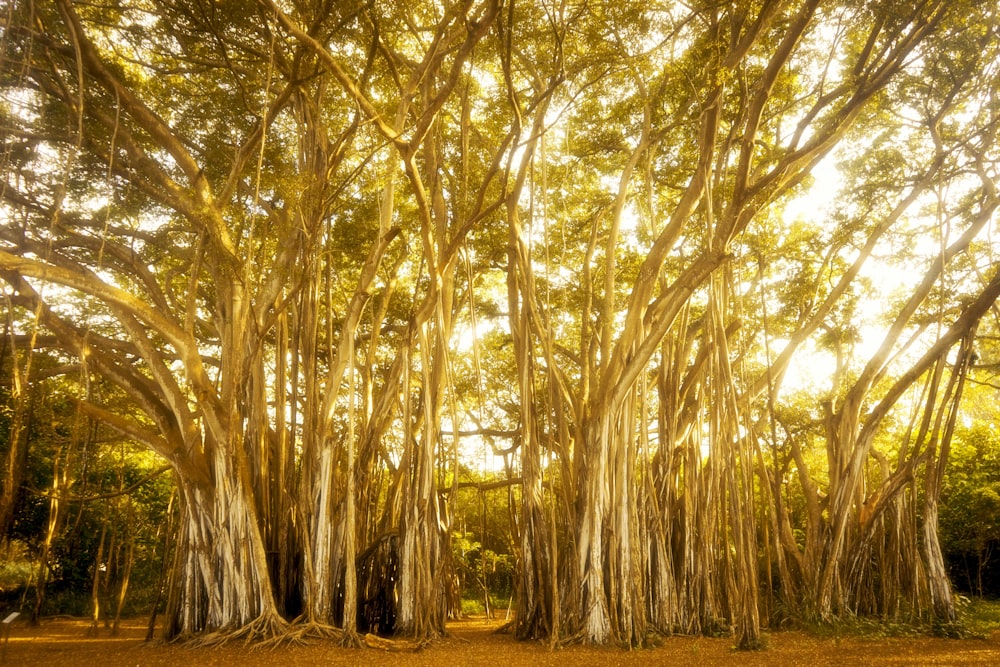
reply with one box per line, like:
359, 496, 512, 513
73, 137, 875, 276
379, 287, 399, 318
922, 499, 955, 623
577, 411, 612, 644
165, 446, 282, 641
513, 382, 554, 640
395, 328, 447, 640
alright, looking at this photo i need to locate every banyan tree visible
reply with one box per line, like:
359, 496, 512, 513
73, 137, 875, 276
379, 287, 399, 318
1, 0, 999, 649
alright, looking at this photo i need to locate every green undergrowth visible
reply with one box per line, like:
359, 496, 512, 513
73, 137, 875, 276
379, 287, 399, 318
458, 595, 512, 618
793, 597, 1000, 640
951, 596, 1000, 638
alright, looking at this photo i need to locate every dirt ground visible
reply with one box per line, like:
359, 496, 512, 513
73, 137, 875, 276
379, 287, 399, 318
3, 615, 1000, 666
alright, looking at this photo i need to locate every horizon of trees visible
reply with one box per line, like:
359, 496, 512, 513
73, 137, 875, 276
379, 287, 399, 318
2, 0, 999, 649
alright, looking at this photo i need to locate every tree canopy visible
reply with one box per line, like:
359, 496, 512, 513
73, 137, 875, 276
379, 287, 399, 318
2, 0, 999, 649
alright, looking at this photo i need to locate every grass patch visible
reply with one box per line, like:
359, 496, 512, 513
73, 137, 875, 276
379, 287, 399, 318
460, 597, 486, 616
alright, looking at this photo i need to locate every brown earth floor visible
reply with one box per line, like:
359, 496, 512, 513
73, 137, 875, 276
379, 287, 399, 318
3, 615, 1000, 666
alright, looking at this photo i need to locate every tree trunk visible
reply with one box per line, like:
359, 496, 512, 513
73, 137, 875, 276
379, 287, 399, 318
165, 445, 282, 642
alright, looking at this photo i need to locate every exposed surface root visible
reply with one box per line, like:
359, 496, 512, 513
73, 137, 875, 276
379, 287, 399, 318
339, 628, 362, 648
555, 629, 585, 646
274, 619, 344, 646
362, 632, 423, 652
183, 611, 289, 649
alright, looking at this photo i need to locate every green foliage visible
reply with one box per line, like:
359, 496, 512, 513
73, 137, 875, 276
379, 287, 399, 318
450, 475, 517, 611
940, 421, 1000, 596
0, 346, 174, 618
0, 541, 34, 593
954, 596, 1000, 639
797, 609, 933, 640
